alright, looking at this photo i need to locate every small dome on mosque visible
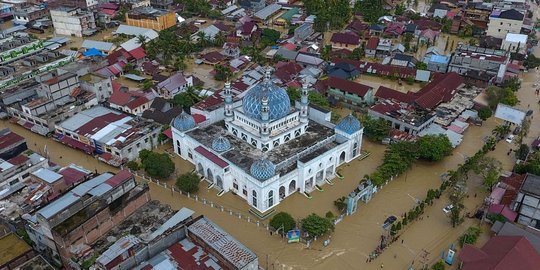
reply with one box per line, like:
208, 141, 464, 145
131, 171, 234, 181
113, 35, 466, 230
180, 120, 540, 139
250, 159, 276, 181
242, 70, 290, 121
212, 136, 231, 152
172, 111, 196, 131
335, 114, 362, 135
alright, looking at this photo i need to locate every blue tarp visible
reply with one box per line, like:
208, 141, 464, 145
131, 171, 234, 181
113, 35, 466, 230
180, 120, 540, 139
83, 48, 105, 57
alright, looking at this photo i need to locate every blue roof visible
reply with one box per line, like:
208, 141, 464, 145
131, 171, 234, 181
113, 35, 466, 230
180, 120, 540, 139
172, 111, 196, 131
430, 55, 449, 64
242, 77, 291, 121
212, 136, 231, 152
83, 48, 105, 57
336, 114, 362, 135
250, 159, 276, 181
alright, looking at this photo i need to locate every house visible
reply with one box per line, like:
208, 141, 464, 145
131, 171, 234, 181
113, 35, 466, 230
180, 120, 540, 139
155, 72, 194, 98
273, 62, 302, 85
458, 236, 540, 270
79, 73, 113, 102
423, 46, 442, 62
81, 40, 116, 55
419, 29, 439, 45
201, 51, 227, 65
369, 24, 385, 36
294, 22, 314, 42
404, 23, 417, 34
253, 3, 281, 23
428, 3, 450, 18
376, 38, 393, 58
0, 128, 27, 160
427, 55, 450, 72
330, 32, 360, 51
388, 53, 417, 68
325, 77, 375, 108
365, 36, 379, 58
347, 20, 369, 36
512, 173, 540, 229
384, 22, 405, 37
491, 221, 540, 253
142, 97, 183, 125
326, 62, 360, 80
487, 9, 524, 39
192, 25, 221, 42
448, 44, 509, 85
237, 21, 257, 39
414, 19, 442, 32
275, 47, 298, 61
109, 83, 153, 115
126, 7, 176, 31
239, 0, 266, 12
501, 33, 528, 54
222, 42, 240, 58
390, 44, 405, 56
150, 0, 173, 9
295, 53, 324, 68
50, 7, 97, 37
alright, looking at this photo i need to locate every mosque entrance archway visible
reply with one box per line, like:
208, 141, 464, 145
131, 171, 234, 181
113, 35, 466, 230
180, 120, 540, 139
305, 177, 314, 191
207, 168, 214, 182
279, 186, 286, 199
339, 151, 346, 163
325, 165, 334, 179
216, 176, 223, 189
315, 170, 324, 184
288, 180, 296, 194
197, 163, 204, 175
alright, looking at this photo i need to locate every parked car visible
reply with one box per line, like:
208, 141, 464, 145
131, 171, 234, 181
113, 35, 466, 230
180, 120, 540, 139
506, 134, 515, 143
443, 204, 454, 214
382, 215, 397, 229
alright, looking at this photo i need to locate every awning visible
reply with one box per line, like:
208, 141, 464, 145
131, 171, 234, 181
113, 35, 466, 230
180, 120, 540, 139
23, 121, 34, 129
83, 48, 105, 57
60, 136, 94, 154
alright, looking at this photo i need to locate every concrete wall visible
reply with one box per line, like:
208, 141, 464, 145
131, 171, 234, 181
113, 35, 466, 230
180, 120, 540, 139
487, 17, 523, 39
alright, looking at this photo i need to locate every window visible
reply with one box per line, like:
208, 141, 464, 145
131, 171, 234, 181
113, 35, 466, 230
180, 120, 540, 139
243, 186, 248, 196
252, 190, 257, 207
233, 181, 238, 190
284, 133, 291, 142
273, 139, 279, 147
262, 143, 269, 152
128, 148, 132, 153
145, 138, 149, 143
188, 152, 193, 159
136, 143, 141, 148
268, 190, 274, 207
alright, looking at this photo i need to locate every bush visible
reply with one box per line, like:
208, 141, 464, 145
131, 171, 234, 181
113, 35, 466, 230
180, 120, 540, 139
139, 150, 175, 179
459, 226, 482, 247
175, 172, 200, 193
325, 211, 335, 219
432, 260, 445, 270
301, 213, 334, 238
126, 160, 140, 171
478, 107, 492, 120
270, 212, 296, 233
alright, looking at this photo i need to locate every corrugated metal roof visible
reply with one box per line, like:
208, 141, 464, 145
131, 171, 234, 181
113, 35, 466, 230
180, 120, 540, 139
254, 3, 281, 20
494, 104, 526, 126
37, 193, 79, 219
146, 208, 194, 241
97, 235, 141, 266
32, 168, 62, 184
81, 40, 115, 52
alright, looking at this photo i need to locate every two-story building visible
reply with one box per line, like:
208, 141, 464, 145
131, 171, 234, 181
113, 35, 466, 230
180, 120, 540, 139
126, 7, 176, 31
50, 7, 97, 37
486, 9, 524, 39
330, 32, 360, 51
324, 76, 374, 109
513, 173, 540, 230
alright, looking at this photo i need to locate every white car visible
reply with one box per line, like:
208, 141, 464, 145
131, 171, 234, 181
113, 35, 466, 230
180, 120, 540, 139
506, 134, 515, 143
534, 83, 538, 87
443, 204, 454, 214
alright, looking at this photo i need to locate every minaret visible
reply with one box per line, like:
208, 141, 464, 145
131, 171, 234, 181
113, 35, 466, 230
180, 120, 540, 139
300, 79, 309, 123
224, 81, 233, 122
261, 96, 270, 140
264, 66, 272, 84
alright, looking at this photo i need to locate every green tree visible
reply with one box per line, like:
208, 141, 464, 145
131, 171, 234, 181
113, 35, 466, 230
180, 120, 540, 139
361, 115, 391, 141
485, 86, 519, 109
172, 86, 202, 108
432, 260, 445, 270
515, 144, 530, 160
158, 124, 170, 143
524, 54, 540, 69
415, 62, 428, 70
416, 135, 453, 161
492, 124, 511, 140
286, 87, 301, 103
176, 172, 200, 193
320, 45, 332, 61
214, 64, 232, 81
260, 28, 281, 47
139, 150, 175, 179
334, 196, 347, 212
500, 77, 521, 92
459, 226, 482, 247
270, 212, 297, 233
126, 160, 140, 171
394, 4, 405, 15
301, 213, 334, 238
478, 107, 492, 120
308, 91, 329, 108
354, 0, 386, 24
306, 0, 351, 29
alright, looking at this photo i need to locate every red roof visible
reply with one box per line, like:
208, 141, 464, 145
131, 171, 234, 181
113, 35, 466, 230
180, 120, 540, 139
105, 171, 133, 187
327, 77, 372, 96
60, 167, 88, 186
366, 37, 380, 50
459, 236, 540, 270
0, 131, 25, 151
193, 92, 224, 111
202, 51, 226, 64
126, 96, 150, 110
75, 113, 126, 136
163, 127, 173, 139
194, 146, 228, 168
414, 72, 463, 109
274, 62, 302, 83
7, 154, 29, 166
192, 114, 206, 124
241, 21, 257, 35
488, 204, 517, 221
100, 8, 116, 16
282, 43, 296, 50
375, 86, 414, 103
128, 47, 146, 60
331, 32, 360, 45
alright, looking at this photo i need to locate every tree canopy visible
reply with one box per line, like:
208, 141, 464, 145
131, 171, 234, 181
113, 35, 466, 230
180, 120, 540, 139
139, 150, 175, 179
269, 212, 296, 233
354, 0, 387, 24
416, 135, 453, 162
176, 172, 200, 193
485, 86, 519, 109
361, 115, 391, 142
286, 87, 329, 108
305, 0, 352, 31
171, 86, 203, 109
301, 213, 334, 238
260, 28, 281, 47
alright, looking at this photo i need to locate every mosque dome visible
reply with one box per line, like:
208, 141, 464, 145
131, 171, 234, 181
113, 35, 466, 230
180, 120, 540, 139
250, 159, 276, 181
242, 77, 290, 121
172, 111, 196, 131
335, 114, 362, 135
212, 136, 231, 152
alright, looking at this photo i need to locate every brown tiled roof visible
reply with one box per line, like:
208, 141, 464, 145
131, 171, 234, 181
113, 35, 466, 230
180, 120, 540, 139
327, 77, 372, 96
414, 72, 463, 109
375, 86, 414, 103
366, 36, 380, 50
331, 32, 360, 45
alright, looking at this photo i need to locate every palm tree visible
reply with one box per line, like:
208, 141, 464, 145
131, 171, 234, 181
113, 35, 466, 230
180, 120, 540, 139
136, 35, 147, 49
197, 32, 208, 48
213, 32, 226, 47
492, 125, 510, 140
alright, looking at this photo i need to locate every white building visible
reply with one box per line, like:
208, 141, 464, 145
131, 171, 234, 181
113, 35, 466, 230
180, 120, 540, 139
172, 70, 364, 213
486, 9, 524, 39
50, 7, 97, 37
501, 33, 528, 54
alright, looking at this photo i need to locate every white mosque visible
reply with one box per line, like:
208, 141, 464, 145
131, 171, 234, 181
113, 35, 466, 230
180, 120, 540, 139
171, 70, 364, 214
